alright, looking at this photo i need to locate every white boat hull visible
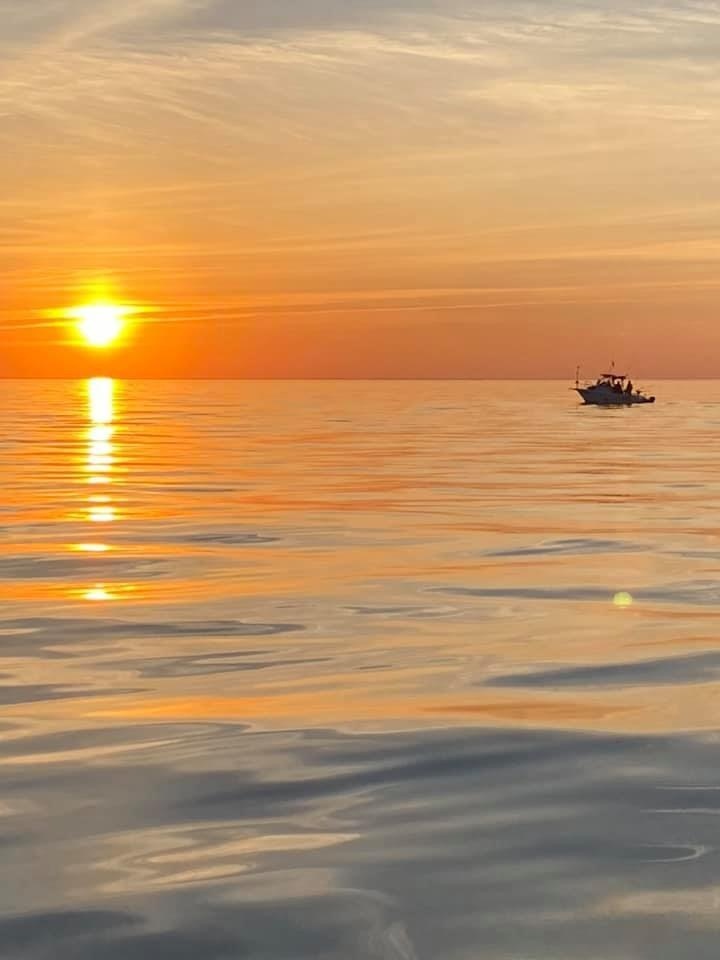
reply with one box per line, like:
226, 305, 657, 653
576, 387, 655, 406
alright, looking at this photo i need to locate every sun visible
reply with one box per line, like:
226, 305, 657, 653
72, 304, 130, 348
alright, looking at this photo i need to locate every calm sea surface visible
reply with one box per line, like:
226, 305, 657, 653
2, 378, 720, 958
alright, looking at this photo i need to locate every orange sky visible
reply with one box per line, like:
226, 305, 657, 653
3, 1, 720, 377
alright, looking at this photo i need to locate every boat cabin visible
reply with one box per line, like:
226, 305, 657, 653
588, 373, 633, 395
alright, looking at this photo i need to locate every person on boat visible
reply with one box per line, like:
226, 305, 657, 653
625, 380, 633, 395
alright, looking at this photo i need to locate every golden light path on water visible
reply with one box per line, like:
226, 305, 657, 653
81, 378, 118, 600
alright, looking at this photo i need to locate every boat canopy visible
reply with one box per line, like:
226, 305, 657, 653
600, 373, 626, 380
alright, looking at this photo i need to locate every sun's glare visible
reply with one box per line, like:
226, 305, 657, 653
72, 304, 129, 348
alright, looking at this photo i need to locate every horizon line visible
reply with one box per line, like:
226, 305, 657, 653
0, 376, 712, 383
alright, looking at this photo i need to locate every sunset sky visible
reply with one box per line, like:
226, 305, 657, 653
3, 0, 720, 377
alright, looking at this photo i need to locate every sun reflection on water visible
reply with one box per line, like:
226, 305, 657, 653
84, 587, 114, 602
86, 382, 114, 475
74, 378, 128, 600
89, 377, 114, 426
88, 506, 116, 524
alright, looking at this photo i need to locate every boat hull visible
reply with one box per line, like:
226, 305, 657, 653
576, 388, 655, 406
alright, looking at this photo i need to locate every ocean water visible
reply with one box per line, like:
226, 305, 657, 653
2, 378, 720, 959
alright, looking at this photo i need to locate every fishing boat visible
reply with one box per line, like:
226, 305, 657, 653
574, 369, 655, 406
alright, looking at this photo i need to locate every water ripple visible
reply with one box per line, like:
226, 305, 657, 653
487, 652, 720, 689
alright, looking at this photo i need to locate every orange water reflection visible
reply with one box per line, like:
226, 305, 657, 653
7, 378, 720, 738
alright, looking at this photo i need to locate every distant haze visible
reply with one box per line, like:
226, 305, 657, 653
2, 0, 720, 377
